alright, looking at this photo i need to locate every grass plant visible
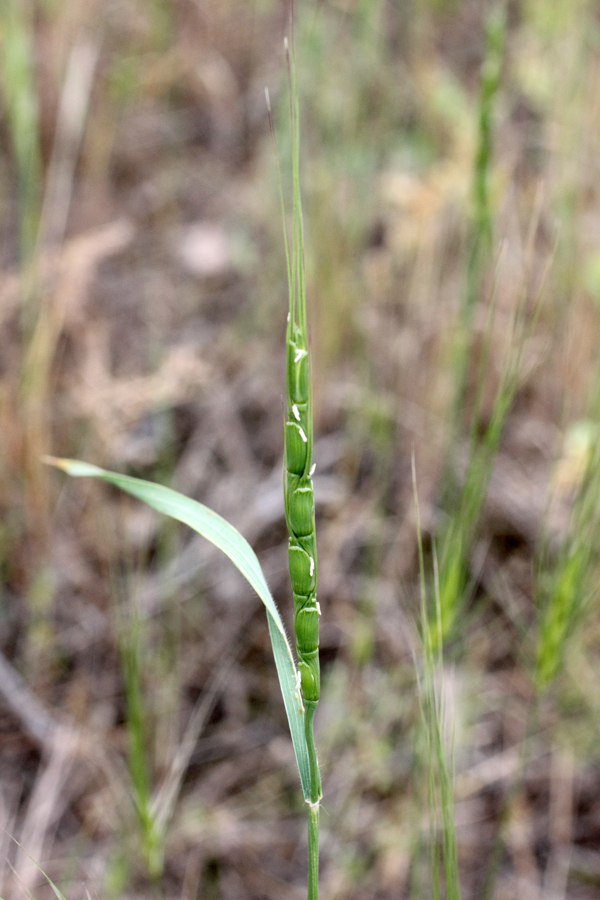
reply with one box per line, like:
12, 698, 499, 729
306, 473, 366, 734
118, 599, 163, 879
535, 411, 600, 692
434, 4, 516, 644
437, 305, 527, 643
6, 2, 600, 896
279, 33, 322, 897
44, 24, 322, 898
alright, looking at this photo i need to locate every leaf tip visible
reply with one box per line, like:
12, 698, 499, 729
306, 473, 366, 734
42, 455, 68, 470
41, 456, 105, 478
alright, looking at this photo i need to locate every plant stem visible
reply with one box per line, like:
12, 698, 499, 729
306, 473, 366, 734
304, 699, 321, 900
307, 803, 320, 900
304, 700, 322, 800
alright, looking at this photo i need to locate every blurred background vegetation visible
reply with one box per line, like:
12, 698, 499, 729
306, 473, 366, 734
3, 0, 600, 897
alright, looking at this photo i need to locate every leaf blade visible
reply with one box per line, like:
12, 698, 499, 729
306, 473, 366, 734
45, 457, 312, 799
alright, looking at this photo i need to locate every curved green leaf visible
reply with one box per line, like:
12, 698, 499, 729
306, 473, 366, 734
44, 456, 311, 800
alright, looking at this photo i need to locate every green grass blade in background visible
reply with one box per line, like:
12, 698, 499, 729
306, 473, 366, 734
414, 460, 462, 900
0, 0, 42, 263
44, 457, 312, 800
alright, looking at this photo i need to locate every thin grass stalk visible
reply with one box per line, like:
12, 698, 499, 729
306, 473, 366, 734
433, 5, 508, 644
117, 600, 163, 879
437, 287, 521, 641
0, 0, 42, 267
441, 2, 506, 453
470, 4, 506, 293
432, 557, 461, 900
436, 232, 549, 645
414, 461, 442, 900
413, 457, 462, 900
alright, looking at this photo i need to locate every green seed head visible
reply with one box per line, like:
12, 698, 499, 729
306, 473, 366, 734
289, 399, 308, 429
295, 606, 319, 653
288, 342, 309, 405
298, 654, 320, 701
288, 482, 314, 538
288, 542, 316, 596
285, 421, 309, 475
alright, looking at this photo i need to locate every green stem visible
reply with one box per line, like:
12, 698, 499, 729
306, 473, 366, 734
304, 699, 321, 900
307, 803, 320, 900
